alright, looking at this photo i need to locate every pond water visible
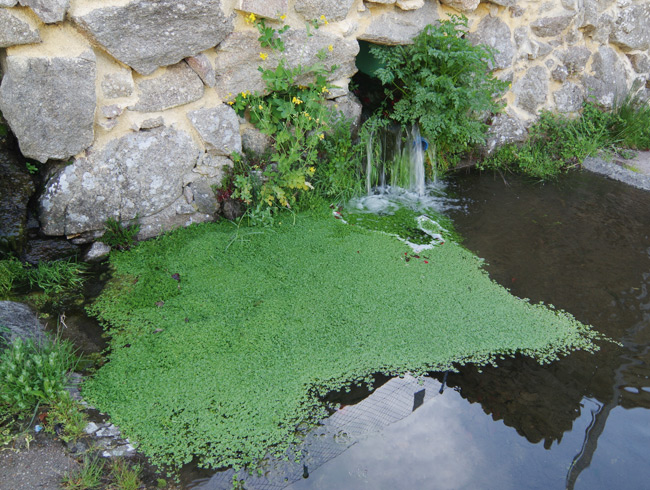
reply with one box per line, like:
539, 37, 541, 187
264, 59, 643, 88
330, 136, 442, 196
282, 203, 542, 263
243, 170, 650, 490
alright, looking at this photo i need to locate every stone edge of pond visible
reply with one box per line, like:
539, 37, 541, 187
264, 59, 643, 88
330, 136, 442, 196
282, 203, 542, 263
582, 153, 650, 192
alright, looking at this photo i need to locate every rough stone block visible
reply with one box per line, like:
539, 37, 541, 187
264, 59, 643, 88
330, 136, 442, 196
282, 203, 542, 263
131, 62, 204, 112
39, 127, 200, 236
0, 8, 41, 47
553, 82, 584, 113
468, 16, 515, 70
439, 0, 479, 13
582, 46, 628, 108
72, 0, 234, 75
187, 105, 242, 156
484, 113, 527, 155
396, 0, 424, 10
238, 0, 287, 19
0, 52, 96, 163
514, 65, 549, 114
358, 0, 438, 45
531, 15, 573, 38
610, 4, 650, 51
101, 72, 134, 99
185, 53, 216, 87
19, 0, 69, 24
295, 0, 355, 21
558, 46, 591, 74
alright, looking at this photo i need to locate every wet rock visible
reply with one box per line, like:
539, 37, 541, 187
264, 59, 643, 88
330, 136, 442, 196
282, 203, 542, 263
484, 113, 527, 155
71, 0, 234, 75
582, 46, 629, 108
130, 62, 204, 112
0, 301, 46, 346
295, 0, 355, 22
222, 198, 244, 220
83, 242, 111, 263
0, 154, 34, 255
553, 82, 584, 113
185, 53, 216, 87
187, 104, 242, 156
84, 422, 100, 435
530, 15, 573, 38
514, 66, 549, 114
65, 439, 90, 455
439, 0, 479, 13
0, 7, 41, 47
214, 29, 358, 98
101, 71, 134, 99
39, 127, 200, 236
18, 0, 68, 24
95, 424, 121, 438
238, 0, 287, 20
358, 1, 438, 45
0, 51, 96, 163
242, 127, 273, 156
23, 239, 79, 264
610, 4, 650, 51
468, 16, 515, 70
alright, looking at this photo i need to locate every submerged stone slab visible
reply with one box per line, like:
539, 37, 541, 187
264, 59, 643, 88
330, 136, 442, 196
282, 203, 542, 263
214, 29, 358, 98
72, 0, 234, 75
358, 0, 438, 45
0, 8, 41, 47
131, 62, 204, 112
19, 0, 69, 24
468, 16, 514, 70
187, 105, 241, 156
0, 52, 96, 163
295, 0, 355, 21
39, 127, 200, 236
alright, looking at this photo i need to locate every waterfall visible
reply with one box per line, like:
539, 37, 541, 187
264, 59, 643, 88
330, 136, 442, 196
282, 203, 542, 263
364, 124, 430, 197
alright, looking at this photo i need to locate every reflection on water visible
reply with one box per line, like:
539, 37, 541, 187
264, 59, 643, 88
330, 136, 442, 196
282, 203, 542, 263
287, 171, 650, 490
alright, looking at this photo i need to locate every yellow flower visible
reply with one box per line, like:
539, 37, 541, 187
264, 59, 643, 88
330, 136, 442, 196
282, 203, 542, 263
292, 96, 303, 105
318, 133, 324, 140
320, 15, 328, 25
227, 100, 235, 105
246, 12, 256, 23
259, 52, 268, 60
241, 91, 247, 99
309, 166, 315, 174
328, 44, 333, 52
321, 86, 329, 93
279, 14, 286, 21
258, 104, 263, 110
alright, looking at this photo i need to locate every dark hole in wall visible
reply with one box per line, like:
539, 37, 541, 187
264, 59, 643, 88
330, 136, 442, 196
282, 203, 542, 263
352, 40, 387, 120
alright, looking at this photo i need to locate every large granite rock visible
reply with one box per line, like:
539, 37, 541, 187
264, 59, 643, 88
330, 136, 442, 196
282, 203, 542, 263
0, 52, 96, 163
468, 16, 515, 70
0, 153, 34, 256
610, 4, 650, 51
187, 105, 242, 156
358, 0, 438, 45
130, 62, 204, 112
553, 82, 584, 113
583, 46, 628, 108
214, 29, 358, 98
295, 0, 355, 21
72, 0, 234, 75
39, 127, 201, 236
0, 8, 41, 47
0, 301, 46, 346
18, 0, 68, 23
514, 65, 549, 114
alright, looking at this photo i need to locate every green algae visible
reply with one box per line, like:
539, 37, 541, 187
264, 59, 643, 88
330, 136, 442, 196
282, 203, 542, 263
83, 214, 600, 471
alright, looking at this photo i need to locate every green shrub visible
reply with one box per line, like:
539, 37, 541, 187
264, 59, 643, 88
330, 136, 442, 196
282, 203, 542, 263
25, 259, 86, 296
110, 459, 142, 490
45, 393, 87, 443
370, 14, 509, 167
611, 82, 650, 150
101, 217, 140, 250
0, 336, 78, 418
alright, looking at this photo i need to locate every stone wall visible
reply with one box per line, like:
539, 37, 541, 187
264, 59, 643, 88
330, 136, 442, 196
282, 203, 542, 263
1, 0, 648, 240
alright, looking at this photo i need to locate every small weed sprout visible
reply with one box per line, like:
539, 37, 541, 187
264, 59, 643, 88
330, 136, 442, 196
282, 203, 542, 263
101, 217, 140, 250
61, 456, 105, 490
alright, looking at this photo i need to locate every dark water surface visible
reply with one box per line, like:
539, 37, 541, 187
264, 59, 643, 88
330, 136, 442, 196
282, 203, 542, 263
284, 170, 650, 490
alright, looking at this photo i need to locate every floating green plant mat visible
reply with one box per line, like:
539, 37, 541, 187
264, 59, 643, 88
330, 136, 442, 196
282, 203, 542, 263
84, 214, 599, 471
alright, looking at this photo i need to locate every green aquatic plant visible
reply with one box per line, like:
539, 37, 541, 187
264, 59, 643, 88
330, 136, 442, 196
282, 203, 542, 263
84, 214, 599, 472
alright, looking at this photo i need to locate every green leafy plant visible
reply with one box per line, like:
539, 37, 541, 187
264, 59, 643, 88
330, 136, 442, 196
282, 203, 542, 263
370, 14, 509, 167
610, 81, 650, 150
62, 455, 105, 490
101, 217, 140, 250
224, 14, 354, 221
45, 393, 87, 443
0, 336, 78, 418
26, 259, 86, 296
0, 257, 26, 298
